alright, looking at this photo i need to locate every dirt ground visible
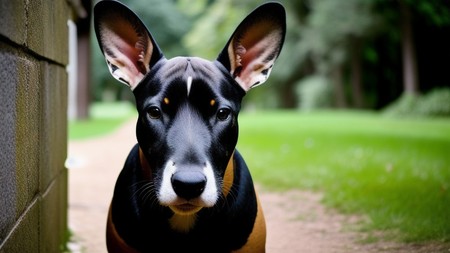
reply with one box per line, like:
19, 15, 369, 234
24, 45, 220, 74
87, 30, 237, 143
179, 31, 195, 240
67, 120, 449, 253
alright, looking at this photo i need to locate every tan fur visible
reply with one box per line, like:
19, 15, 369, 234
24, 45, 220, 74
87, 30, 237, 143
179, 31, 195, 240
224, 153, 267, 252
139, 148, 152, 180
232, 193, 266, 253
169, 213, 198, 233
106, 206, 140, 253
222, 153, 235, 197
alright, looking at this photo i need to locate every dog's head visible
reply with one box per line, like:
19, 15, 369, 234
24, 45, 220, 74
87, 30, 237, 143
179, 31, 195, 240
94, 0, 285, 216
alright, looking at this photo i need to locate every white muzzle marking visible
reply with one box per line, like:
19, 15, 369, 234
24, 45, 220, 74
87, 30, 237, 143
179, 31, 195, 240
158, 160, 218, 208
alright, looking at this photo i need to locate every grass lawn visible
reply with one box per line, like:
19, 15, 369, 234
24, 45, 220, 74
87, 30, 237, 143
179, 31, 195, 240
69, 102, 137, 139
237, 110, 450, 243
69, 105, 450, 243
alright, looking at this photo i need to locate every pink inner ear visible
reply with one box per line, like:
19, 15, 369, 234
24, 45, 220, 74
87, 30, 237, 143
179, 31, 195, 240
237, 22, 280, 69
103, 20, 150, 75
230, 20, 283, 90
240, 41, 266, 69
98, 11, 153, 89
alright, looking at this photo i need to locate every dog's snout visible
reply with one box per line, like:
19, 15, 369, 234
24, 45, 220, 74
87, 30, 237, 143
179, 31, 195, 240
171, 170, 206, 200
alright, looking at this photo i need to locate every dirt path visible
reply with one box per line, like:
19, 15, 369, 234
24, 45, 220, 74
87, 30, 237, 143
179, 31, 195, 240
67, 120, 449, 253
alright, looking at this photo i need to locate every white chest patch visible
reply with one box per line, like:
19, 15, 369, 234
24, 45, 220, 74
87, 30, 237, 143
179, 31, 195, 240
187, 76, 193, 96
169, 213, 197, 233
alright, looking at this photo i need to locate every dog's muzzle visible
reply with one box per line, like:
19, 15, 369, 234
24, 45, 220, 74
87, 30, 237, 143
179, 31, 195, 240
158, 160, 219, 212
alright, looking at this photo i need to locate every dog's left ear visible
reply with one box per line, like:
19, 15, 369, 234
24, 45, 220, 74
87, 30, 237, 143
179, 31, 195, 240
217, 3, 286, 92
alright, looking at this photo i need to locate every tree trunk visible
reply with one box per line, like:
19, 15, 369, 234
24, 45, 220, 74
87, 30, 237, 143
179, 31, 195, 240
331, 65, 347, 108
76, 31, 91, 119
279, 83, 297, 108
71, 4, 92, 120
399, 0, 419, 95
279, 64, 307, 108
350, 36, 364, 108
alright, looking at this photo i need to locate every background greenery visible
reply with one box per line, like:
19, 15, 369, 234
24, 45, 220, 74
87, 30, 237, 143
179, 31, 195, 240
69, 102, 136, 139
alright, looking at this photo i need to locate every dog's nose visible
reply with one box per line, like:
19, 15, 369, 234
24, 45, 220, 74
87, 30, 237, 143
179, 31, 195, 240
171, 171, 206, 200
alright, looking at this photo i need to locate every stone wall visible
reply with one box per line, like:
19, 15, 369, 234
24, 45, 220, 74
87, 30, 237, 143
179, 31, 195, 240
0, 1, 71, 252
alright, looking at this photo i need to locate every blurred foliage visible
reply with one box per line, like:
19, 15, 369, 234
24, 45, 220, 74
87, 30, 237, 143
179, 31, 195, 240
384, 88, 450, 117
182, 0, 247, 59
382, 93, 420, 117
90, 0, 450, 114
411, 0, 450, 26
295, 75, 333, 110
300, 0, 379, 74
417, 88, 450, 116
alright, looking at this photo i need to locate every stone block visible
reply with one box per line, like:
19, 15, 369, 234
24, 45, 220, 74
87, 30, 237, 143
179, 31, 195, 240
0, 44, 41, 242
40, 170, 68, 253
27, 0, 69, 64
0, 43, 18, 244
0, 1, 71, 251
14, 51, 41, 220
0, 1, 26, 45
0, 199, 40, 253
39, 62, 68, 191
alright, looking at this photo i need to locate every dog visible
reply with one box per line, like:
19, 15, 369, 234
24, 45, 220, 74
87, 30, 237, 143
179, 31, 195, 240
94, 1, 285, 252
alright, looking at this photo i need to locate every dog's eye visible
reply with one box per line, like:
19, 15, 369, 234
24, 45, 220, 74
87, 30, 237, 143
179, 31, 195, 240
147, 107, 162, 119
217, 108, 231, 121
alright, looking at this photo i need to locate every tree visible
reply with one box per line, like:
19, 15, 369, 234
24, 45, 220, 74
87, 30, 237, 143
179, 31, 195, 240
300, 0, 379, 108
376, 0, 450, 99
399, 0, 419, 95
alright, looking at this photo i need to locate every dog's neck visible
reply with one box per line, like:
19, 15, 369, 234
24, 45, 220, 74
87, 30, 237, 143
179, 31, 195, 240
169, 213, 197, 233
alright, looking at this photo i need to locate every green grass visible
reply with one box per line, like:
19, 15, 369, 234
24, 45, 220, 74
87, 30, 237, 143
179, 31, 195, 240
237, 110, 450, 243
69, 102, 136, 140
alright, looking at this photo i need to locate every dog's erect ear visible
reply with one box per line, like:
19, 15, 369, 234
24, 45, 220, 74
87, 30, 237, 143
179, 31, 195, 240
94, 0, 163, 90
217, 3, 286, 92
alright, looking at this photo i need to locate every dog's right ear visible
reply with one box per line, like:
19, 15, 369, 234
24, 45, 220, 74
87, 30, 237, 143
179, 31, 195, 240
94, 0, 163, 90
